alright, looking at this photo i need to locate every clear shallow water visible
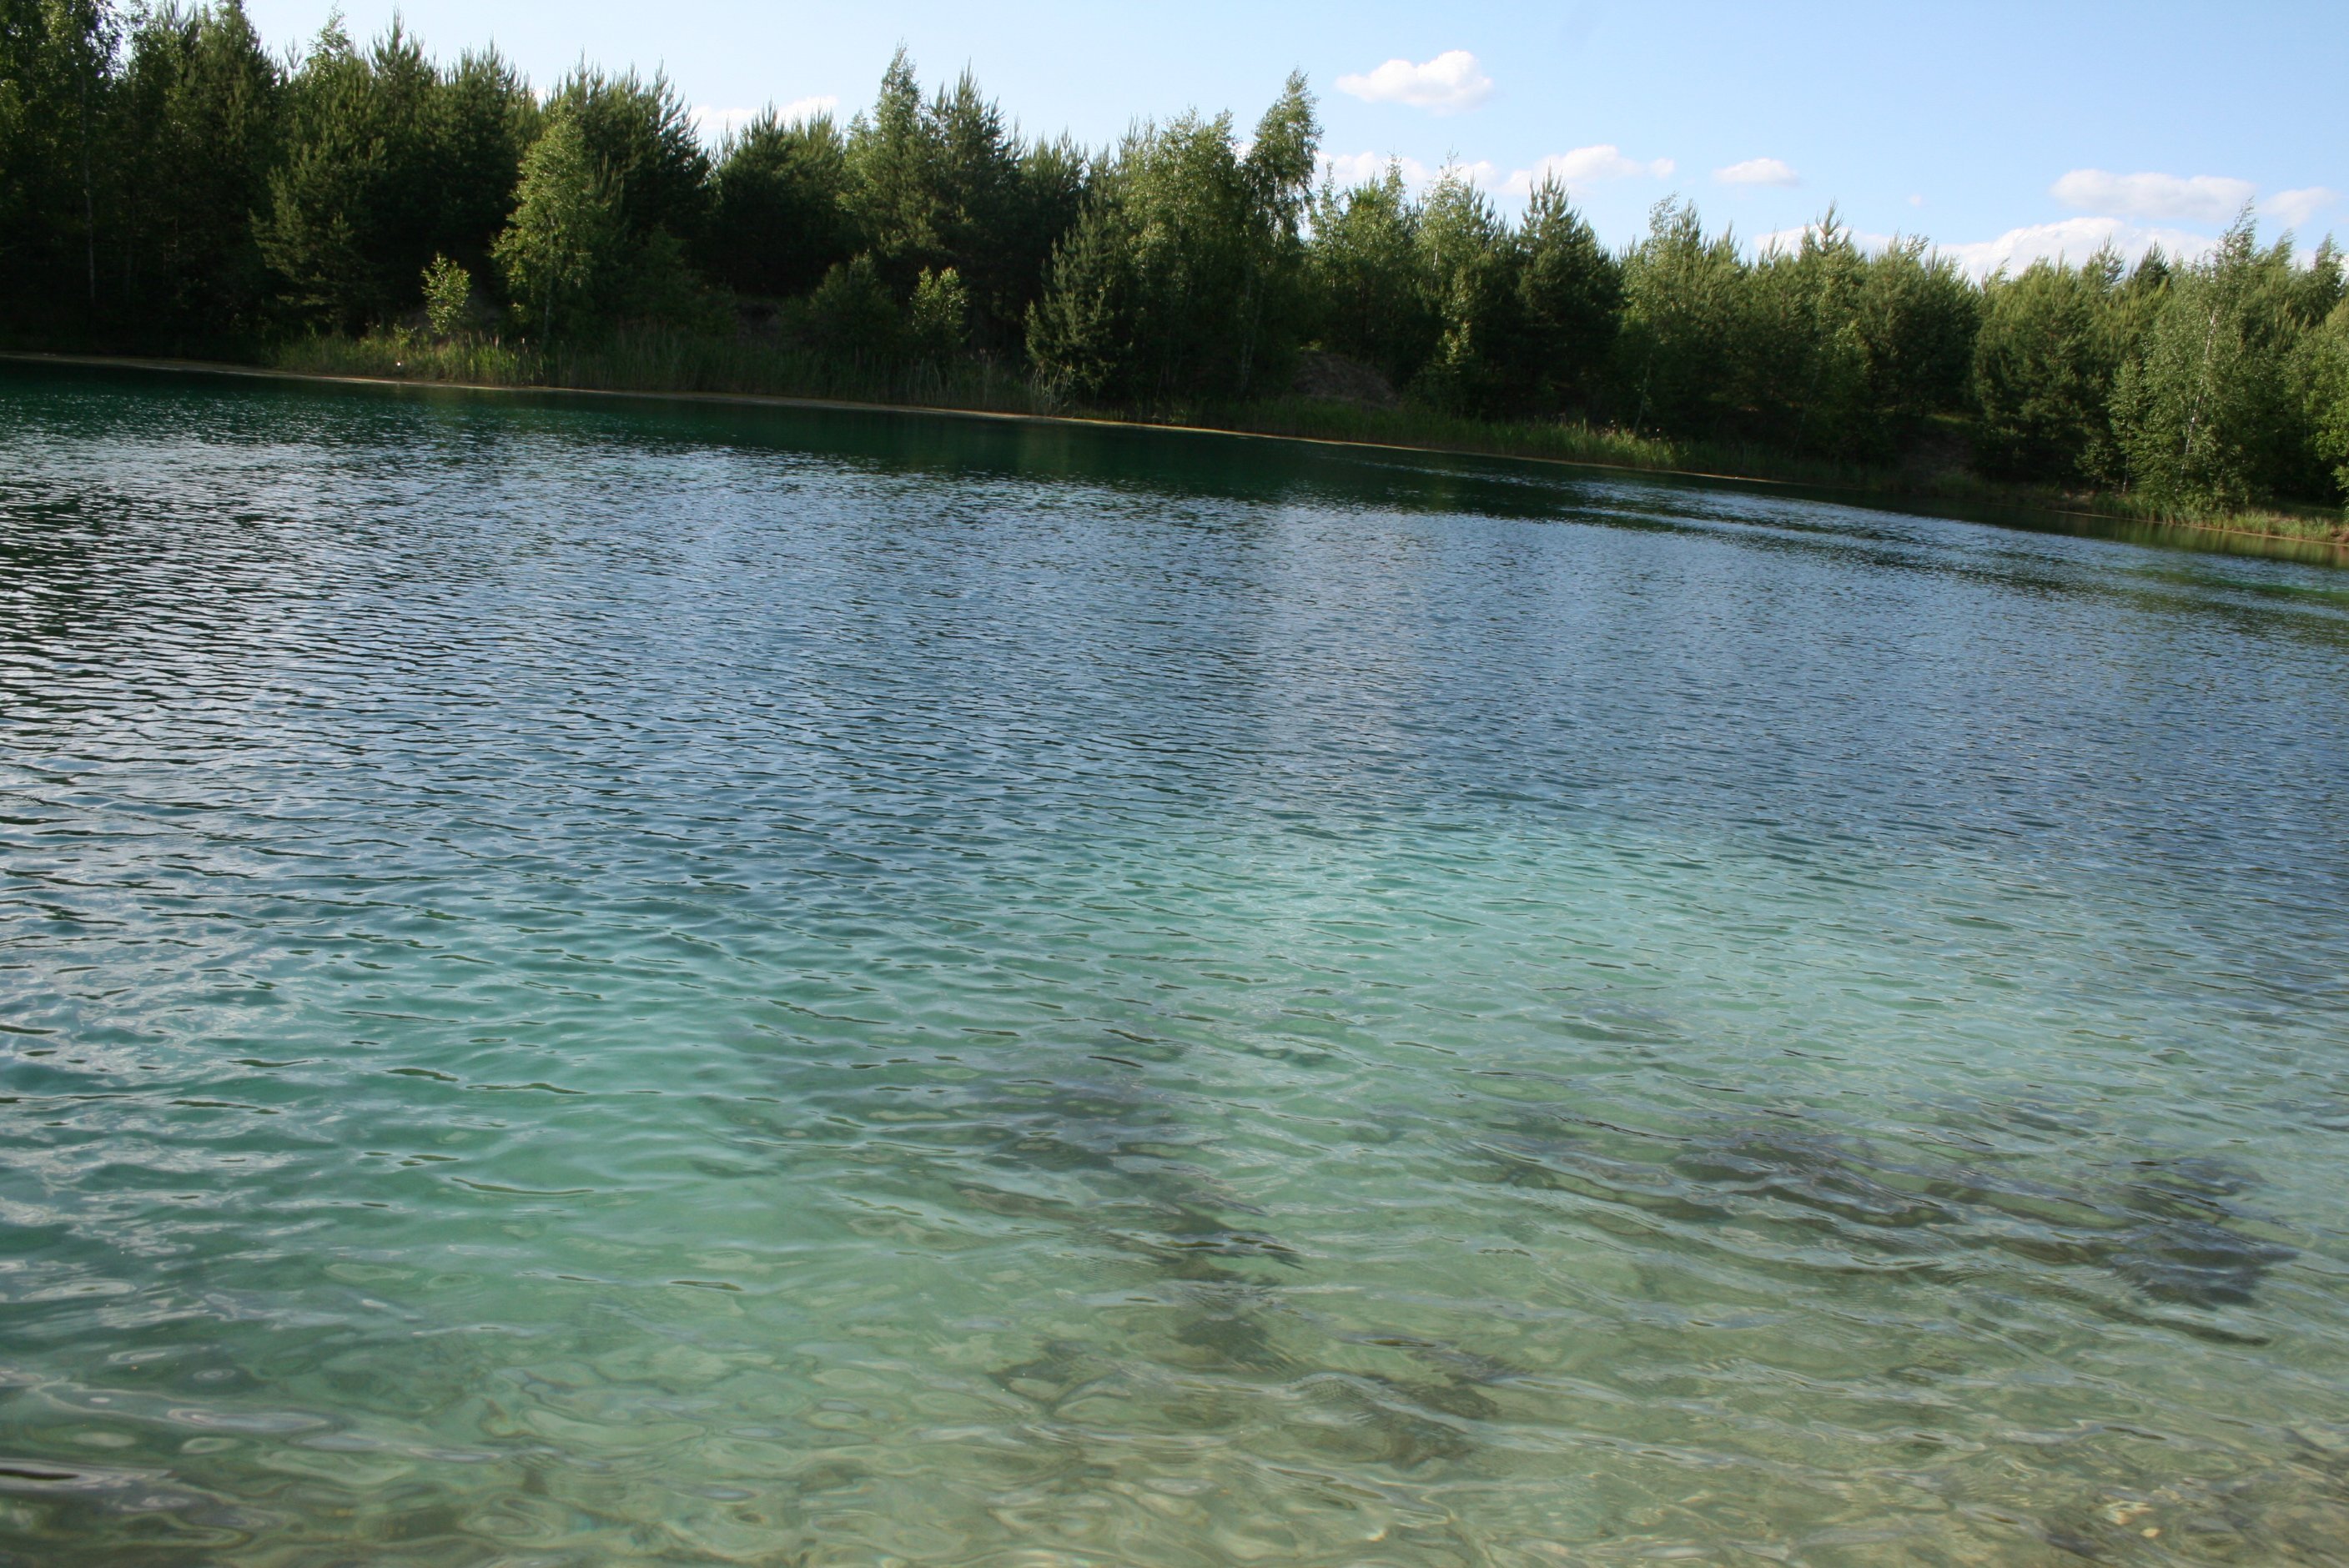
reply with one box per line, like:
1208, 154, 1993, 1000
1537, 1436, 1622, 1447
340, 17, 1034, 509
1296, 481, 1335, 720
3, 365, 2348, 1567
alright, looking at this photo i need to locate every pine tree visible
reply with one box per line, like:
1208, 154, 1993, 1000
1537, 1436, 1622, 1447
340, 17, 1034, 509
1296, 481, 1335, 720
113, 1, 282, 338
0, 0, 121, 328
1512, 176, 1621, 414
846, 49, 939, 282
1973, 254, 2125, 484
1307, 163, 1431, 385
1025, 186, 1134, 404
706, 108, 853, 299
1615, 199, 1746, 439
1411, 168, 1518, 415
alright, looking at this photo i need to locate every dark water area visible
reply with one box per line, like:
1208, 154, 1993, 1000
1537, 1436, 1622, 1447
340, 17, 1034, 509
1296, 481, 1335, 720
3, 363, 2348, 1565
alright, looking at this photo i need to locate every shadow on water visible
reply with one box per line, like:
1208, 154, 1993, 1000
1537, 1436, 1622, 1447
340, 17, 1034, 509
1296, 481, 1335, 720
953, 1067, 1301, 1375
1466, 1102, 2349, 1561
797, 1048, 1527, 1476
1476, 1103, 2298, 1325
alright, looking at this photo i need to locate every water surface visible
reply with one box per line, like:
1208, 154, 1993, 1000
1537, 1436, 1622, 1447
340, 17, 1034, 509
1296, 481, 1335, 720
4, 365, 2349, 1565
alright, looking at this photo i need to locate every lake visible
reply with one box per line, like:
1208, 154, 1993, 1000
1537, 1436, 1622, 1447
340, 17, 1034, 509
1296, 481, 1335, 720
4, 363, 2347, 1565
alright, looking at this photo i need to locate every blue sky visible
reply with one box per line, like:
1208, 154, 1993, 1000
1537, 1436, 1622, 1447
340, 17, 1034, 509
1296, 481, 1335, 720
247, 0, 2344, 272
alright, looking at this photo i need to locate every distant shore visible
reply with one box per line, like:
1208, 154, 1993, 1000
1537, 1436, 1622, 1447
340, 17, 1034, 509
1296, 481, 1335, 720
8, 349, 2344, 565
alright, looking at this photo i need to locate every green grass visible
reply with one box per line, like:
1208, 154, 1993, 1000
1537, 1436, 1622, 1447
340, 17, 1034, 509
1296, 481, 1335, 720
1180, 396, 1682, 470
261, 327, 2349, 553
272, 326, 1039, 412
274, 329, 542, 387
1861, 460, 2349, 545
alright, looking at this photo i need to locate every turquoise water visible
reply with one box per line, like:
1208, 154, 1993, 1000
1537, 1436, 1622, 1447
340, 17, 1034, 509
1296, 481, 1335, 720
3, 365, 2348, 1566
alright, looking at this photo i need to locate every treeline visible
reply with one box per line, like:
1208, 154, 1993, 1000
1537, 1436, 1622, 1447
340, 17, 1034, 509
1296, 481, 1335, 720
5, 2, 2347, 518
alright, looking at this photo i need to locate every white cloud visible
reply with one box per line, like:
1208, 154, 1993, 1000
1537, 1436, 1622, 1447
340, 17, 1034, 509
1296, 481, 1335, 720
2051, 168, 2256, 224
2262, 186, 2341, 229
1716, 156, 1799, 188
692, 97, 838, 145
694, 106, 760, 142
1317, 153, 1504, 194
1753, 224, 1897, 256
779, 94, 841, 124
2051, 169, 2340, 233
1335, 50, 1494, 114
1940, 218, 2219, 279
1501, 145, 1674, 197
1320, 142, 1680, 204
1320, 150, 1436, 188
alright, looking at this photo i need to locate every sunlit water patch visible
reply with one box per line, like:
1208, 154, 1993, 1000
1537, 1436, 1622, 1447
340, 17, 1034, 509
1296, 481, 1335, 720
3, 364, 2348, 1565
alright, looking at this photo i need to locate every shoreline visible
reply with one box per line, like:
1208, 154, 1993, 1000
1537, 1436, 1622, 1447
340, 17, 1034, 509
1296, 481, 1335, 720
8, 349, 2343, 564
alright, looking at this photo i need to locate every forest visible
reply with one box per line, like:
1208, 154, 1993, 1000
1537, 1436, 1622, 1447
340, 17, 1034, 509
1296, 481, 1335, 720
4, 1, 2347, 526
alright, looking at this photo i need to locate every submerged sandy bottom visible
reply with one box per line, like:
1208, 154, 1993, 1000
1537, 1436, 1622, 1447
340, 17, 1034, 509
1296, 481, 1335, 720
3, 365, 2346, 1565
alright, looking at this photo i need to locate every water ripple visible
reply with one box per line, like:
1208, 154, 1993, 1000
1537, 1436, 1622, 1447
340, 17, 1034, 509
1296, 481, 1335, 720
3, 364, 2348, 1565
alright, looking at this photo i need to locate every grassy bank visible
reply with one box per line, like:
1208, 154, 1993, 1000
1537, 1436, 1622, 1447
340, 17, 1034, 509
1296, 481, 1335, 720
270, 328, 1039, 415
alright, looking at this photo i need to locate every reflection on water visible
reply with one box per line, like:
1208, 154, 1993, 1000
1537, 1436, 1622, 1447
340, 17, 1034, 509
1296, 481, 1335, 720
3, 363, 2348, 1565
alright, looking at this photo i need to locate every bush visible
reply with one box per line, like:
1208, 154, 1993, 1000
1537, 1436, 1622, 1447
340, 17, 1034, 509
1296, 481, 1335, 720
421, 254, 470, 337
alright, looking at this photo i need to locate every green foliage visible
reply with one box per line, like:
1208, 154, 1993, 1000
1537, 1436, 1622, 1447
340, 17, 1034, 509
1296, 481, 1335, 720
491, 78, 712, 341
1732, 214, 1978, 460
4, 10, 2346, 532
1304, 168, 1619, 419
255, 18, 534, 332
2275, 237, 2346, 501
837, 52, 1089, 351
258, 21, 431, 329
421, 253, 469, 337
113, 0, 282, 338
922, 73, 1042, 346
1616, 199, 1747, 437
1608, 203, 1986, 462
1410, 171, 1519, 415
802, 254, 900, 362
907, 265, 968, 361
1029, 72, 1318, 407
2306, 299, 2349, 513
2112, 215, 2295, 508
706, 108, 853, 298
1738, 219, 1865, 454
1512, 177, 1622, 413
0, 0, 119, 329
1235, 71, 1320, 395
1973, 253, 2125, 483
1850, 236, 1979, 429
1308, 164, 1433, 384
493, 107, 622, 340
543, 66, 707, 249
845, 50, 938, 276
1030, 111, 1254, 405
433, 48, 540, 279
1003, 136, 1089, 333
1022, 198, 1128, 403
